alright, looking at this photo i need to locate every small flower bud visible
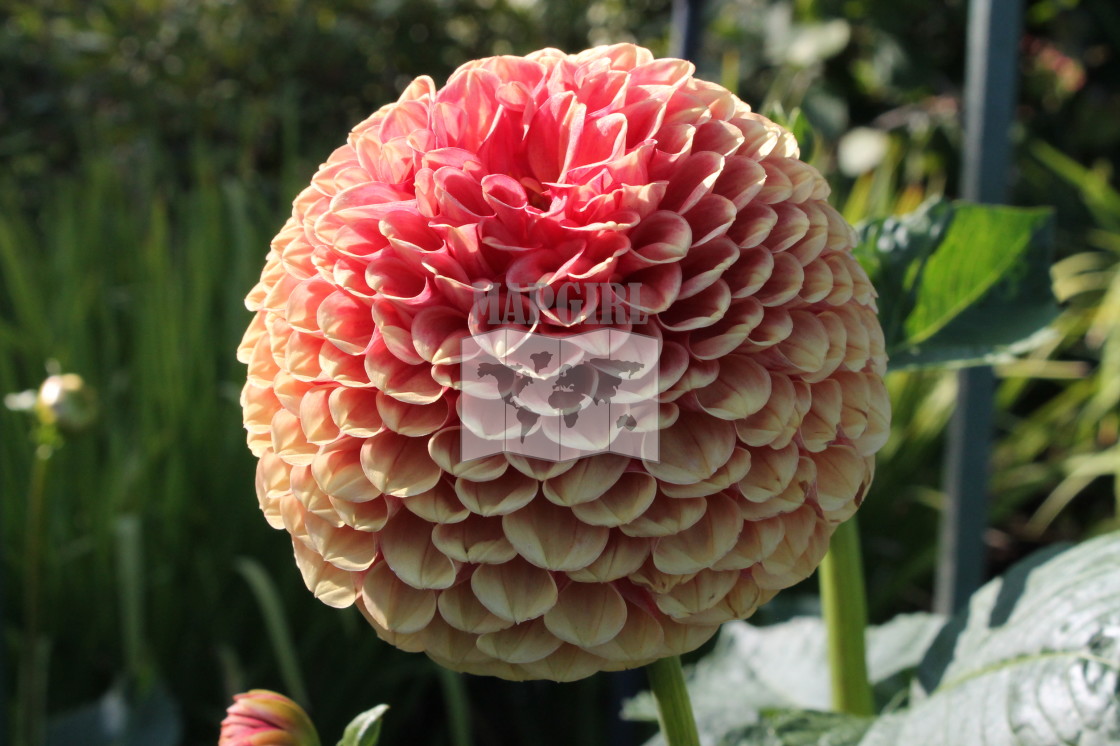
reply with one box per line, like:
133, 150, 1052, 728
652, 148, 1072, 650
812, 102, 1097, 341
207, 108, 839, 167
35, 374, 96, 432
218, 690, 320, 746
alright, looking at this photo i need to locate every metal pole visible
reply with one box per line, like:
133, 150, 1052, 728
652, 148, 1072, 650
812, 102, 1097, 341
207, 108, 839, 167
934, 0, 1022, 615
669, 0, 705, 61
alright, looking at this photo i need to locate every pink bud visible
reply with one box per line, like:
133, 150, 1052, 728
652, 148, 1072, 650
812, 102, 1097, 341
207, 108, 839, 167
218, 690, 319, 746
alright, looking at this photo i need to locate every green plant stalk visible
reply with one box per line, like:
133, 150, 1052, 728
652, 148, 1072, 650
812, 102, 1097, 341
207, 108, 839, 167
818, 518, 875, 716
19, 443, 52, 746
645, 656, 700, 746
436, 666, 473, 746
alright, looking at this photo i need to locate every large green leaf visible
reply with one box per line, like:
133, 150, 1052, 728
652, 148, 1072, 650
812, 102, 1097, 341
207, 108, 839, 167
855, 200, 1057, 369
720, 710, 872, 746
623, 614, 945, 743
860, 534, 1120, 745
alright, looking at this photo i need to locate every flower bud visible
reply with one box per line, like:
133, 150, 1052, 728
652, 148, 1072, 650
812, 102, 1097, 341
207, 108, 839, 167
218, 690, 319, 746
35, 373, 96, 432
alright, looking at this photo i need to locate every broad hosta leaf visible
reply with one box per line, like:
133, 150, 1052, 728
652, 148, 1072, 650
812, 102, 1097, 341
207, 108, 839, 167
720, 710, 873, 746
861, 534, 1120, 745
855, 200, 1056, 369
623, 614, 945, 745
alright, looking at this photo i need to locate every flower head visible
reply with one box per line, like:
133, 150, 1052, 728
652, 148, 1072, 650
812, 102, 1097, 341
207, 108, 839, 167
239, 44, 889, 681
219, 690, 319, 746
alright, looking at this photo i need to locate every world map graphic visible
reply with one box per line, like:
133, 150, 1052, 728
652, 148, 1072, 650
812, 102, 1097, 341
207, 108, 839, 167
459, 330, 661, 461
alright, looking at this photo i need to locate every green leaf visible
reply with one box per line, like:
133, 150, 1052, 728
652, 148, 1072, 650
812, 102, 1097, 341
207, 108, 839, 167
338, 704, 390, 746
855, 199, 1057, 370
623, 614, 944, 743
860, 534, 1120, 745
721, 710, 873, 746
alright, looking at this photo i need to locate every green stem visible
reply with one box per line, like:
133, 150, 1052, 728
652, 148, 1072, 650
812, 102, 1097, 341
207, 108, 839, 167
20, 443, 53, 746
818, 518, 875, 717
645, 656, 700, 746
436, 666, 473, 746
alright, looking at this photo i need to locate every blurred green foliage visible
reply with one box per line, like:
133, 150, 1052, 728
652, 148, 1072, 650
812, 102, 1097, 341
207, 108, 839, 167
2, 0, 1120, 744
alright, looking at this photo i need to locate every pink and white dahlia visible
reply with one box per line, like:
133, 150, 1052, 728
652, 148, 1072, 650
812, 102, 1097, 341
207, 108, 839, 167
239, 44, 889, 682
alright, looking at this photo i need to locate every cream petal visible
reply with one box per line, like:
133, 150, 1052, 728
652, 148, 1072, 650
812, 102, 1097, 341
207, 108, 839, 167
753, 251, 804, 307
586, 601, 666, 662
360, 430, 442, 497
678, 237, 739, 300
330, 494, 392, 532
657, 278, 731, 331
737, 454, 812, 521
812, 444, 867, 518
743, 306, 793, 349
712, 155, 766, 209
291, 539, 357, 608
799, 256, 834, 304
503, 500, 609, 572
659, 618, 720, 656
414, 615, 493, 668
402, 479, 470, 524
471, 557, 558, 623
318, 289, 374, 355
737, 443, 799, 502
307, 519, 378, 572
432, 514, 517, 564
694, 354, 771, 420
569, 472, 658, 526
328, 387, 384, 438
620, 496, 707, 538
290, 464, 343, 527
654, 568, 739, 618
476, 618, 562, 664
687, 297, 764, 360
565, 531, 651, 582
542, 453, 631, 506
643, 411, 735, 485
286, 332, 325, 382
272, 372, 312, 413
660, 447, 752, 498
313, 438, 382, 503
800, 378, 843, 453
652, 493, 743, 574
734, 372, 799, 448
437, 580, 513, 634
516, 645, 610, 682
428, 426, 510, 481
454, 469, 538, 516
298, 385, 341, 445
774, 309, 829, 373
766, 203, 810, 252
376, 391, 449, 436
361, 561, 438, 634
379, 510, 459, 589
271, 408, 317, 466
243, 381, 281, 434
543, 582, 627, 647
504, 454, 576, 481
675, 573, 764, 624
711, 513, 786, 571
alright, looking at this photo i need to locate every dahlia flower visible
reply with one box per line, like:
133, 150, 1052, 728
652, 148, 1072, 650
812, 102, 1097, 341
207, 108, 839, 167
239, 44, 889, 682
219, 690, 319, 746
